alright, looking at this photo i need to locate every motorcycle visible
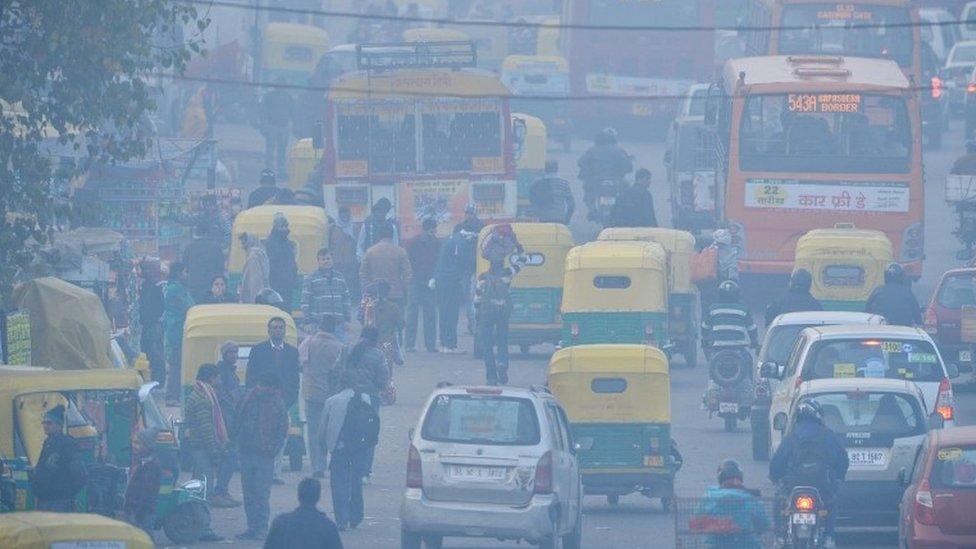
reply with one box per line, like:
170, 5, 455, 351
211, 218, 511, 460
704, 346, 754, 432
780, 486, 828, 549
586, 179, 623, 225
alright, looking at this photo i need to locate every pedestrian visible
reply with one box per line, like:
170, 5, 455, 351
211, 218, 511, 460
609, 168, 658, 228
212, 341, 245, 508
264, 478, 344, 549
356, 198, 399, 260
431, 228, 467, 353
455, 204, 483, 335
865, 263, 923, 327
300, 248, 351, 341
456, 202, 486, 235
31, 405, 85, 511
183, 364, 229, 500
248, 169, 279, 209
405, 217, 440, 353
475, 259, 515, 385
371, 280, 404, 367
764, 269, 823, 326
164, 262, 195, 405
263, 214, 299, 310
260, 82, 294, 175
138, 257, 166, 385
692, 460, 768, 549
329, 208, 362, 307
236, 371, 289, 541
345, 326, 389, 482
124, 428, 163, 537
202, 275, 236, 304
240, 232, 271, 304
359, 224, 412, 308
300, 315, 346, 478
318, 369, 380, 531
182, 223, 226, 302
528, 160, 575, 225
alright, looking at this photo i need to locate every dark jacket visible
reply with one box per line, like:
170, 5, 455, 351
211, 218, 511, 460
406, 232, 441, 284
215, 359, 245, 436
245, 340, 301, 410
182, 237, 226, 302
236, 386, 289, 458
201, 292, 236, 304
609, 185, 657, 228
139, 280, 164, 327
124, 454, 162, 520
577, 143, 633, 183
32, 433, 84, 502
350, 346, 390, 395
263, 233, 299, 306
433, 232, 466, 283
265, 504, 344, 549
764, 290, 823, 326
769, 420, 849, 494
702, 302, 758, 347
247, 186, 279, 209
865, 283, 923, 326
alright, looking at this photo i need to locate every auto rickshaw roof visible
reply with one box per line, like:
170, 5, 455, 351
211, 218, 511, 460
232, 205, 327, 232
263, 22, 329, 45
723, 55, 910, 94
548, 344, 669, 375
565, 241, 667, 270
183, 304, 298, 343
597, 227, 696, 254
329, 68, 510, 100
0, 512, 153, 548
0, 366, 143, 394
502, 55, 569, 71
795, 228, 893, 258
479, 222, 573, 246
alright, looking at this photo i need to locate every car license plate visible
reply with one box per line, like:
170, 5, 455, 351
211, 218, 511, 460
719, 402, 738, 414
450, 465, 506, 481
847, 448, 889, 468
791, 513, 817, 525
960, 350, 972, 362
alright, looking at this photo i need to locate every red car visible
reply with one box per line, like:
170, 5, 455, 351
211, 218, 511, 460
899, 426, 976, 548
924, 268, 976, 383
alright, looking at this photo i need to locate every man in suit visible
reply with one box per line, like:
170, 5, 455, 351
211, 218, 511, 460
245, 317, 300, 413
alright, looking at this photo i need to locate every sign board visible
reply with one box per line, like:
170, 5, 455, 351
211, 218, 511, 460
745, 179, 910, 212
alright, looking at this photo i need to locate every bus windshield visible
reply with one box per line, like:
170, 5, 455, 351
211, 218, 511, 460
586, 0, 699, 27
779, 4, 915, 67
739, 93, 912, 173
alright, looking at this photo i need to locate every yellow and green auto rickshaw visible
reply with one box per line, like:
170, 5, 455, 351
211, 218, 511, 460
228, 205, 329, 313
476, 222, 573, 353
180, 304, 306, 471
0, 512, 153, 549
0, 367, 208, 544
561, 241, 670, 349
598, 227, 699, 367
502, 55, 571, 150
511, 113, 547, 218
260, 22, 330, 85
794, 227, 894, 311
548, 344, 679, 508
287, 138, 323, 191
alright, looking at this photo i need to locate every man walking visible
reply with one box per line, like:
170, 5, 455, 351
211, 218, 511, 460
609, 168, 658, 228
263, 214, 299, 310
300, 316, 345, 478
182, 223, 226, 303
236, 372, 289, 541
138, 258, 166, 384
301, 248, 351, 340
264, 478, 343, 548
245, 317, 301, 413
164, 262, 194, 405
475, 260, 515, 385
31, 405, 85, 511
431, 228, 467, 353
183, 364, 229, 499
405, 218, 440, 353
357, 198, 398, 260
360, 225, 412, 308
213, 341, 245, 507
329, 209, 361, 306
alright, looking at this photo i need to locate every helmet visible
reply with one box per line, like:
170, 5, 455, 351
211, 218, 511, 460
712, 229, 731, 246
260, 169, 276, 186
796, 400, 824, 425
789, 269, 813, 292
718, 279, 740, 301
717, 459, 744, 484
884, 262, 905, 284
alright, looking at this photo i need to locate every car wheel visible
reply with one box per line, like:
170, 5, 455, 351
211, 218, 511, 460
401, 529, 423, 549
423, 534, 443, 548
562, 512, 583, 549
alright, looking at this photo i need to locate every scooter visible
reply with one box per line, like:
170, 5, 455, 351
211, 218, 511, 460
780, 486, 828, 549
704, 346, 754, 432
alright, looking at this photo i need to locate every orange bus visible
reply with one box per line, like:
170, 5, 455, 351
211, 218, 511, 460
706, 55, 924, 276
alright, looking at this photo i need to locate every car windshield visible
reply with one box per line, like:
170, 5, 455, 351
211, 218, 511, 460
937, 274, 976, 309
932, 445, 976, 489
800, 391, 925, 438
763, 324, 814, 364
739, 93, 912, 173
950, 45, 976, 65
802, 338, 944, 382
422, 394, 541, 445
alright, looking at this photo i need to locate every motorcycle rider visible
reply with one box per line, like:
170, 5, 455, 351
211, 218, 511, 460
769, 401, 849, 548
865, 263, 923, 327
701, 280, 758, 354
528, 160, 575, 224
764, 269, 823, 326
577, 128, 633, 220
692, 460, 768, 549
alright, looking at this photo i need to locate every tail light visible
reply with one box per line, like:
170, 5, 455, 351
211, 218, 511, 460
915, 479, 937, 526
969, 82, 976, 94
533, 451, 553, 495
932, 76, 943, 99
924, 305, 938, 336
570, 322, 579, 341
794, 495, 815, 512
936, 378, 955, 421
406, 444, 423, 489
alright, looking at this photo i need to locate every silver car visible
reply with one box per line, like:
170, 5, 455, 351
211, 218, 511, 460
400, 385, 583, 549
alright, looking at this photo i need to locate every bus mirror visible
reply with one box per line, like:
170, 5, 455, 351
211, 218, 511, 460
312, 122, 325, 150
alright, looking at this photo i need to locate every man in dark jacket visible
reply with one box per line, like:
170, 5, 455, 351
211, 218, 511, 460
432, 228, 468, 353
357, 198, 399, 260
764, 269, 823, 326
265, 478, 343, 548
529, 160, 575, 225
263, 214, 299, 310
182, 223, 226, 302
866, 263, 923, 326
245, 317, 301, 412
475, 260, 515, 385
32, 405, 85, 511
139, 258, 166, 385
609, 168, 658, 228
578, 128, 633, 214
213, 341, 245, 508
405, 218, 440, 352
236, 372, 289, 541
248, 170, 279, 209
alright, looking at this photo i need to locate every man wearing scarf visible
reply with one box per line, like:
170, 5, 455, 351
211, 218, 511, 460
183, 364, 228, 500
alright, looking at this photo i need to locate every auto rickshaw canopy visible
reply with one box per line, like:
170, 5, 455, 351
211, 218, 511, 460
228, 205, 328, 274
287, 138, 322, 190
476, 223, 573, 287
512, 112, 547, 171
181, 304, 298, 386
794, 227, 894, 261
0, 512, 153, 548
598, 227, 697, 294
794, 227, 894, 305
548, 344, 670, 423
561, 241, 668, 312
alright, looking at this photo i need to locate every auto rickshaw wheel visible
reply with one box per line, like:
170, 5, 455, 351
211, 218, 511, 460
163, 500, 208, 544
607, 494, 619, 506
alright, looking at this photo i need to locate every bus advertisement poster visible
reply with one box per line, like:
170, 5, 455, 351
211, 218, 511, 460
397, 179, 470, 238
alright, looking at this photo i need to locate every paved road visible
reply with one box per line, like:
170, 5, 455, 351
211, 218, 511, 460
176, 123, 976, 549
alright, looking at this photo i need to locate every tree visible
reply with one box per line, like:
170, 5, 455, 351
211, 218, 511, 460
0, 0, 209, 307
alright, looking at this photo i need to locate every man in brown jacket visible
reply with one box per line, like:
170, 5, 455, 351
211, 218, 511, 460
359, 225, 412, 307
299, 316, 345, 478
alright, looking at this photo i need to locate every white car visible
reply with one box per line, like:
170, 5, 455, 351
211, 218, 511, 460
400, 385, 583, 549
943, 40, 976, 110
762, 325, 959, 456
751, 312, 884, 460
920, 8, 962, 64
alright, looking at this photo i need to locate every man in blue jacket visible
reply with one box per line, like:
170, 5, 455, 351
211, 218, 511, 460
692, 460, 768, 549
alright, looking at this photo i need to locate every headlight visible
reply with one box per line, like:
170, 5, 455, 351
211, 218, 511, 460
181, 479, 205, 492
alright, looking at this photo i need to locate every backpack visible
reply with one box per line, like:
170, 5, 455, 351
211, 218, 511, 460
788, 434, 831, 487
339, 392, 380, 451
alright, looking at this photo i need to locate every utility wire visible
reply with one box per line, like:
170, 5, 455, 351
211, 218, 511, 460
176, 0, 974, 33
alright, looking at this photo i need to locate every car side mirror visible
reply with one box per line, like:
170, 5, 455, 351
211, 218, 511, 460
947, 363, 961, 379
928, 412, 946, 430
760, 362, 781, 379
897, 467, 909, 487
773, 412, 788, 432
574, 437, 594, 452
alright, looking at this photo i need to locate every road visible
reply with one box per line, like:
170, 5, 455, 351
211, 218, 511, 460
177, 123, 976, 549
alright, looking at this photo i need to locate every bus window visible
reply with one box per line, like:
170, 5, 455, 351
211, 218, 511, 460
778, 4, 914, 68
421, 101, 502, 172
739, 93, 911, 174
336, 105, 417, 173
